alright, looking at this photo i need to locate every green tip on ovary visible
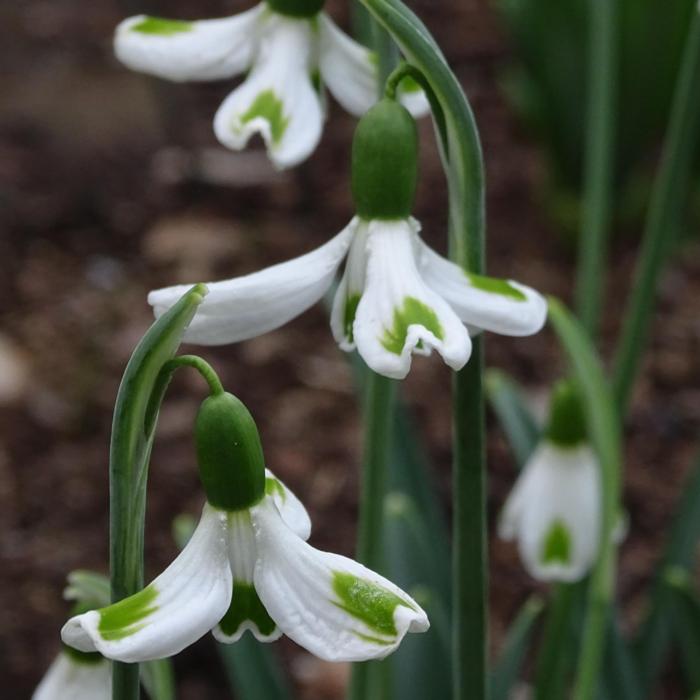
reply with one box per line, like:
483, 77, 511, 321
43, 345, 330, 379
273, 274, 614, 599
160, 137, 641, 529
265, 0, 325, 18
545, 379, 587, 447
351, 98, 419, 221
196, 393, 266, 511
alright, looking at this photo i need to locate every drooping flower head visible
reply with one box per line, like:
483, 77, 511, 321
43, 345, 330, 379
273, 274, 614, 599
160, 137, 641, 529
498, 380, 603, 583
114, 0, 428, 168
62, 390, 428, 662
148, 96, 547, 379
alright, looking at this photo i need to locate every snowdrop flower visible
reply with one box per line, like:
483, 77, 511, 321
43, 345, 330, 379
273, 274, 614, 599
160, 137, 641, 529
34, 574, 113, 700
499, 381, 603, 583
33, 650, 111, 700
62, 392, 428, 662
114, 0, 428, 169
148, 98, 547, 379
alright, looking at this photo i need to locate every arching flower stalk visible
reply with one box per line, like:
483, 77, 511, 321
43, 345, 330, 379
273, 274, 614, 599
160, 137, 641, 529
62, 391, 429, 662
148, 98, 547, 379
114, 0, 428, 169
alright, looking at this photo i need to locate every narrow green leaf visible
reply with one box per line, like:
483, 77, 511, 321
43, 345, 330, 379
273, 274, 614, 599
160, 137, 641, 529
384, 492, 451, 700
485, 368, 540, 468
635, 456, 700, 692
600, 615, 642, 700
534, 582, 585, 700
109, 284, 207, 700
217, 637, 292, 700
140, 660, 176, 700
546, 298, 622, 700
490, 597, 544, 700
665, 567, 700, 693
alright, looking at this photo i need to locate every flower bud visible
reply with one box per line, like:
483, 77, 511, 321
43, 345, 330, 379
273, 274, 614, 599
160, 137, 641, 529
265, 0, 325, 18
545, 380, 587, 447
196, 392, 266, 511
352, 98, 419, 220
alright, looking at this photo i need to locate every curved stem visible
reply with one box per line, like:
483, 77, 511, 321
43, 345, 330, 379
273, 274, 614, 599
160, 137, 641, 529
163, 355, 225, 396
612, 11, 700, 416
348, 374, 396, 700
574, 0, 617, 337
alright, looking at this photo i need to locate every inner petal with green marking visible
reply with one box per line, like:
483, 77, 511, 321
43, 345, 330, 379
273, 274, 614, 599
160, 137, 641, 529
98, 585, 159, 641
381, 297, 444, 356
218, 581, 277, 639
541, 519, 572, 565
240, 91, 289, 145
131, 17, 194, 36
331, 571, 415, 642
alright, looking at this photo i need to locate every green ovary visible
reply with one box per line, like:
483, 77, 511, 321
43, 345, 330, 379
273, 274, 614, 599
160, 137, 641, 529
468, 273, 526, 301
541, 520, 572, 565
131, 17, 194, 36
381, 297, 444, 356
240, 91, 289, 145
98, 585, 159, 641
219, 582, 277, 638
332, 571, 415, 638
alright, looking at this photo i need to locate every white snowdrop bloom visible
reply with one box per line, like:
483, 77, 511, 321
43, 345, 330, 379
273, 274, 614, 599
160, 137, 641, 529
62, 393, 428, 663
499, 381, 604, 583
148, 215, 546, 380
32, 651, 111, 700
113, 0, 429, 169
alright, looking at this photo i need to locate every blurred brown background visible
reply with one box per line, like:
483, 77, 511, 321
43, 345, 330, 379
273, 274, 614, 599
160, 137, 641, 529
1, 0, 699, 697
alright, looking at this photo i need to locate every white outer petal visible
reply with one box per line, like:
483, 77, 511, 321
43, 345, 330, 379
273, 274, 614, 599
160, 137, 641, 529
114, 7, 264, 82
353, 219, 471, 379
416, 239, 547, 337
499, 442, 602, 583
33, 653, 111, 700
330, 219, 370, 350
319, 15, 378, 116
319, 15, 429, 119
265, 469, 312, 541
147, 222, 355, 346
61, 504, 232, 662
213, 14, 324, 169
251, 499, 429, 662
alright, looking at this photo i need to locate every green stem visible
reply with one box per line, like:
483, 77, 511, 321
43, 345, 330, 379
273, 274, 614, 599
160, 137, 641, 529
349, 373, 396, 700
534, 583, 581, 700
574, 0, 617, 337
452, 341, 487, 700
612, 11, 700, 416
163, 355, 224, 395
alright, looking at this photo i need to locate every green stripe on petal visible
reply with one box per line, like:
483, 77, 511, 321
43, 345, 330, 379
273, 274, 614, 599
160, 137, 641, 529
219, 581, 277, 638
467, 273, 527, 301
98, 585, 159, 641
332, 571, 415, 637
381, 297, 444, 356
541, 520, 572, 565
242, 91, 289, 145
131, 17, 194, 36
265, 476, 286, 502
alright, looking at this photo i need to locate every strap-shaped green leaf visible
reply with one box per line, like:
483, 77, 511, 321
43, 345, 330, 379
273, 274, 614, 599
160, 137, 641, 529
217, 636, 292, 700
485, 369, 540, 469
109, 284, 207, 699
490, 597, 543, 700
665, 568, 700, 694
634, 455, 700, 692
546, 298, 622, 700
